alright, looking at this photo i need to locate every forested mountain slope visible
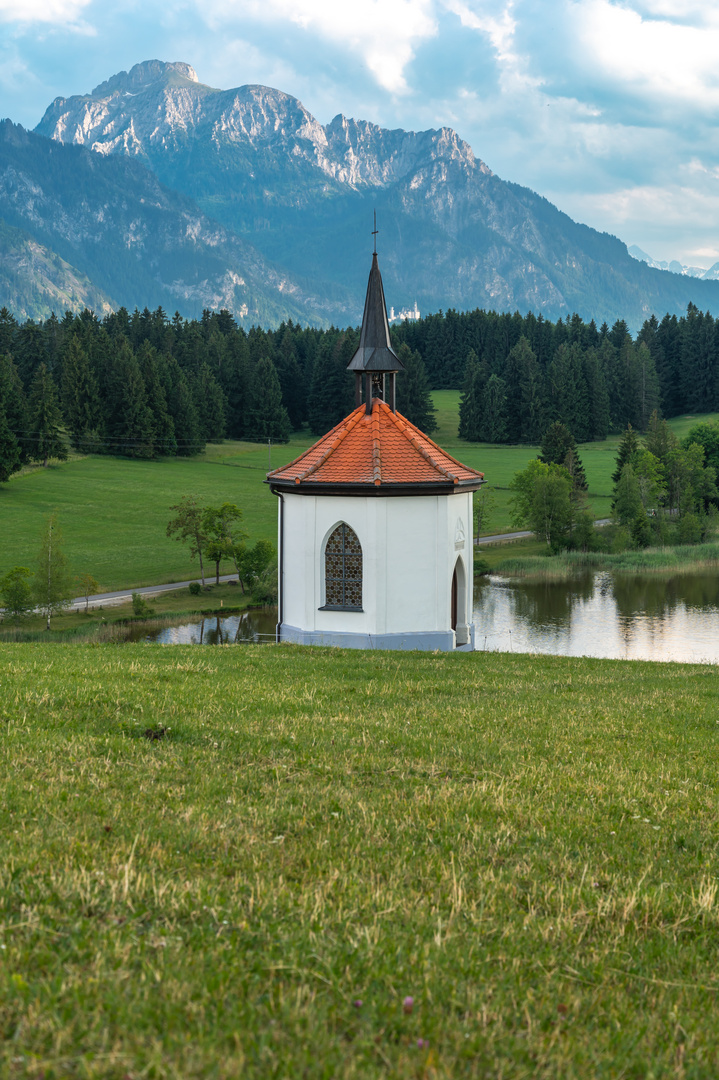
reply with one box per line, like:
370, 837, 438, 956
0, 120, 341, 325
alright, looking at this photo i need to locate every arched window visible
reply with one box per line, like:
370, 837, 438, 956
323, 523, 363, 610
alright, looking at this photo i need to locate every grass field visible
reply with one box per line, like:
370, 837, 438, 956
2, 644, 719, 1077
0, 397, 716, 590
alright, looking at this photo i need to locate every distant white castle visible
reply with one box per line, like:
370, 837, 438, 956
388, 301, 420, 322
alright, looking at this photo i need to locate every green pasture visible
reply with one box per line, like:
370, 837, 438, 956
2, 644, 719, 1077
0, 396, 716, 590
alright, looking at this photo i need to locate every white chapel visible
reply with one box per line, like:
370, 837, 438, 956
266, 250, 485, 650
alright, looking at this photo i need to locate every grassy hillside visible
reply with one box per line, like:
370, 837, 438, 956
2, 643, 719, 1077
1, 399, 716, 590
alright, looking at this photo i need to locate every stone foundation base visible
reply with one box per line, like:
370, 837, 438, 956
278, 624, 476, 652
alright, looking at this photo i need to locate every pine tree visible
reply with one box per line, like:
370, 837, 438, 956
480, 374, 509, 443
245, 356, 291, 443
166, 360, 204, 456
104, 341, 155, 459
612, 424, 640, 484
0, 401, 20, 482
28, 363, 67, 467
395, 344, 437, 433
61, 334, 102, 451
308, 333, 354, 435
276, 326, 306, 429
192, 363, 227, 443
458, 349, 485, 441
0, 353, 30, 461
138, 344, 176, 456
539, 421, 587, 490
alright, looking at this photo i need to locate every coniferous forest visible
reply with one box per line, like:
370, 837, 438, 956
0, 301, 717, 480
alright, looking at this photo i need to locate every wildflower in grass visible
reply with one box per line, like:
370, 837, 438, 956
403, 996, 414, 1014
417, 1038, 429, 1049
353, 999, 363, 1009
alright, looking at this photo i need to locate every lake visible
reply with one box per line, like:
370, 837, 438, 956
131, 572, 719, 663
473, 571, 719, 664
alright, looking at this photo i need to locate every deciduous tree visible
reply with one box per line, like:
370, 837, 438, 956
32, 516, 73, 629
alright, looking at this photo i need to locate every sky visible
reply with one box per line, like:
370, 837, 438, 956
1, 0, 718, 267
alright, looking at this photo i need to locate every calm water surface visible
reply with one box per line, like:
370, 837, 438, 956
130, 574, 719, 663
473, 571, 719, 664
133, 609, 278, 645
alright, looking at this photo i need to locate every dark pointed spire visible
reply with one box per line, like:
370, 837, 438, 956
347, 253, 404, 373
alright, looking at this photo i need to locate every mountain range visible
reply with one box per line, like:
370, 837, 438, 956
2, 59, 719, 329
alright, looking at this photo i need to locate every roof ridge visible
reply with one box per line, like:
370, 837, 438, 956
383, 401, 459, 484
294, 405, 366, 484
266, 405, 364, 479
398, 411, 484, 476
371, 400, 382, 485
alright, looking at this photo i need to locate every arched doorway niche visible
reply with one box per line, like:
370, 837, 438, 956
451, 556, 469, 646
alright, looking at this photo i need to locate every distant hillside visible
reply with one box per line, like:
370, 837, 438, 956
0, 120, 344, 325
0, 218, 113, 320
31, 59, 719, 330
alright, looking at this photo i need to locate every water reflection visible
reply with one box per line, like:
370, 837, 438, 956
128, 609, 278, 645
474, 572, 719, 664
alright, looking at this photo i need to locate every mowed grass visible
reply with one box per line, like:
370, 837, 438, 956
1, 401, 717, 588
1, 644, 719, 1077
0, 438, 307, 591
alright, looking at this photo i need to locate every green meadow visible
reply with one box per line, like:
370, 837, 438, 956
2, 644, 719, 1077
0, 394, 716, 590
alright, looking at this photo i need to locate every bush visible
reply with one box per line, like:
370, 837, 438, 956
131, 593, 153, 617
0, 566, 34, 620
473, 557, 491, 576
188, 581, 202, 595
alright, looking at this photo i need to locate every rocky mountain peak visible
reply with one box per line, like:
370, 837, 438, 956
90, 60, 200, 99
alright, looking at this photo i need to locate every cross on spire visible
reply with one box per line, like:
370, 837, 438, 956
372, 209, 378, 254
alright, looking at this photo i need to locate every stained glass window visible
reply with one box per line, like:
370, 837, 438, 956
324, 524, 362, 610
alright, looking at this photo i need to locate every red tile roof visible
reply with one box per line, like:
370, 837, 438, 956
267, 400, 484, 489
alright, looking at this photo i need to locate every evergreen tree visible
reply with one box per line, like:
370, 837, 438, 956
539, 421, 587, 489
166, 360, 204, 456
308, 333, 354, 435
104, 341, 155, 459
220, 332, 251, 439
613, 463, 643, 526
583, 348, 610, 441
458, 350, 485, 441
0, 401, 20, 482
612, 424, 640, 485
245, 356, 291, 443
275, 326, 306, 429
61, 334, 102, 452
192, 363, 227, 443
634, 340, 661, 430
480, 374, 509, 443
27, 363, 67, 466
138, 344, 176, 456
0, 353, 30, 461
395, 344, 437, 433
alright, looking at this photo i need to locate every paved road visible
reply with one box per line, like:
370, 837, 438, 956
69, 574, 240, 612
475, 518, 611, 547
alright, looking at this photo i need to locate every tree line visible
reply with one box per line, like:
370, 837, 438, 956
1, 300, 719, 480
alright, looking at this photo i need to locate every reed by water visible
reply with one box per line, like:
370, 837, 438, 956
496, 539, 719, 580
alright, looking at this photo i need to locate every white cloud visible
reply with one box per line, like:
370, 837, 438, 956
568, 0, 719, 110
197, 0, 437, 94
0, 0, 92, 21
